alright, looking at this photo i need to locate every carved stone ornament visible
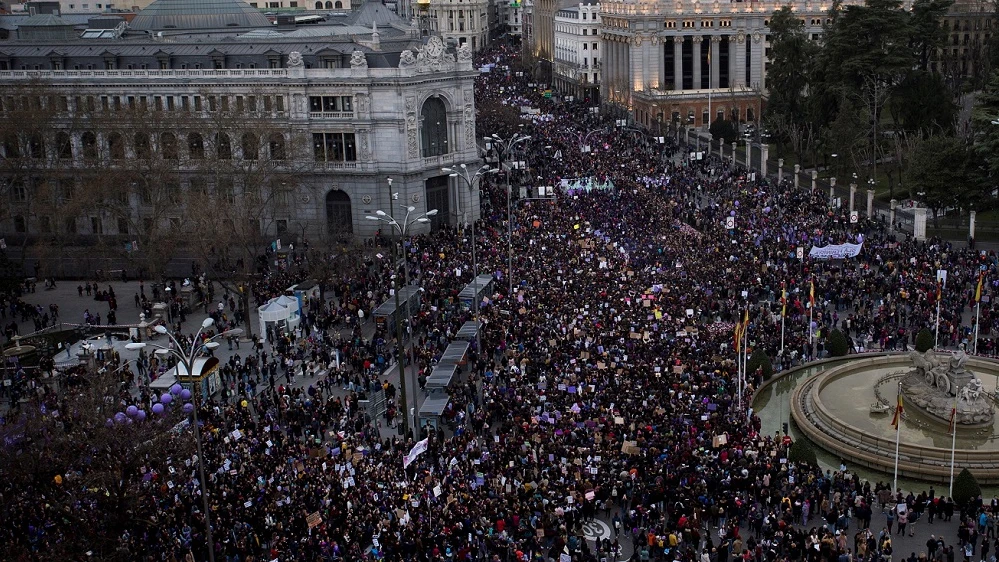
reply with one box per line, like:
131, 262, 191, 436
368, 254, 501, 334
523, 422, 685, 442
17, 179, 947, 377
464, 104, 474, 148
632, 35, 642, 47
399, 49, 417, 68
411, 193, 421, 203
358, 129, 371, 160
736, 33, 746, 43
415, 35, 456, 73
711, 35, 722, 43
457, 41, 473, 62
362, 195, 372, 204
287, 51, 304, 67
691, 35, 703, 43
406, 113, 418, 158
752, 31, 763, 43
350, 50, 368, 68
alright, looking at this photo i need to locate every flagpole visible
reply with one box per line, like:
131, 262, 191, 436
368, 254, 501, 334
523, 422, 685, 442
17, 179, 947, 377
934, 290, 942, 350
975, 272, 984, 356
949, 394, 958, 498
892, 381, 902, 494
743, 316, 750, 417
737, 322, 742, 412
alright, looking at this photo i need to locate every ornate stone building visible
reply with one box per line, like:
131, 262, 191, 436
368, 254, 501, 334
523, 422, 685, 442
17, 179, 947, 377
598, 0, 849, 129
0, 0, 480, 263
553, 1, 600, 101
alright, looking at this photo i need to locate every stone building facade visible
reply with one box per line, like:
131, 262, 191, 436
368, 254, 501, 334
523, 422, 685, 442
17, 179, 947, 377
0, 5, 480, 253
553, 1, 600, 101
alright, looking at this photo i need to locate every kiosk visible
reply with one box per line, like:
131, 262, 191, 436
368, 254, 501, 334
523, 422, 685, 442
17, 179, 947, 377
372, 285, 422, 334
458, 275, 495, 310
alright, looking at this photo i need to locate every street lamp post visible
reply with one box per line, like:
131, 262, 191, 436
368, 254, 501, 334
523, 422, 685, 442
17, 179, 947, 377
125, 318, 241, 562
443, 164, 496, 356
487, 133, 531, 297
366, 187, 438, 438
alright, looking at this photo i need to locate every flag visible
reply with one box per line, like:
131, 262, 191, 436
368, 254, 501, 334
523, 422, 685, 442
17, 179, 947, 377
976, 271, 984, 303
949, 404, 957, 433
936, 280, 942, 303
402, 438, 429, 469
781, 283, 787, 317
809, 281, 815, 309
734, 319, 743, 353
891, 393, 904, 430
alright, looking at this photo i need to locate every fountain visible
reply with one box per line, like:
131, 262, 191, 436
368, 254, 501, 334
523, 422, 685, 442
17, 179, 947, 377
789, 351, 999, 484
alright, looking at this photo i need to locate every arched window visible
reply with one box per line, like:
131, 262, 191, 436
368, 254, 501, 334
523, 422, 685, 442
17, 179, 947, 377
81, 131, 98, 161
268, 133, 285, 160
27, 134, 44, 159
107, 132, 124, 160
334, 1, 342, 7
325, 1, 332, 7
161, 132, 179, 160
420, 96, 449, 157
325, 189, 353, 235
55, 131, 72, 159
241, 132, 259, 160
216, 133, 232, 160
188, 132, 205, 159
2, 133, 19, 158
315, 1, 322, 8
134, 132, 151, 159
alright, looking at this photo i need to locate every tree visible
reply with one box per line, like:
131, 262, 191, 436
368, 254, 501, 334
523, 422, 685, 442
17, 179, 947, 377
908, 0, 954, 72
0, 369, 196, 560
827, 328, 850, 356
972, 71, 999, 185
889, 71, 957, 136
709, 118, 739, 145
746, 347, 774, 381
952, 467, 982, 506
765, 6, 820, 156
915, 327, 935, 352
904, 135, 972, 225
787, 438, 819, 466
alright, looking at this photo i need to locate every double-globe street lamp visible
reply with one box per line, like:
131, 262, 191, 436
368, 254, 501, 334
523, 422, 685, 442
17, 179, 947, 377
125, 318, 242, 562
442, 163, 496, 355
486, 133, 531, 297
366, 185, 438, 438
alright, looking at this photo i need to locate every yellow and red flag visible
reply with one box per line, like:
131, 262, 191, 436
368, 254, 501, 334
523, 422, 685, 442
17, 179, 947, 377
976, 271, 985, 303
781, 283, 787, 317
891, 393, 904, 429
809, 281, 815, 309
936, 280, 942, 303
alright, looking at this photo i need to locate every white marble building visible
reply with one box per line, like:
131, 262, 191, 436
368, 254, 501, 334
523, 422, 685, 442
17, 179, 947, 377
553, 1, 600, 100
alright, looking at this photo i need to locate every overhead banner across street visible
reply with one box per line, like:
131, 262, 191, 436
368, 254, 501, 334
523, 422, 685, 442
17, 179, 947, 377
808, 242, 864, 259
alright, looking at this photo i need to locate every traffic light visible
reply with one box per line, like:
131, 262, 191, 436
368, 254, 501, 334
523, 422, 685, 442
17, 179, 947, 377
782, 422, 789, 435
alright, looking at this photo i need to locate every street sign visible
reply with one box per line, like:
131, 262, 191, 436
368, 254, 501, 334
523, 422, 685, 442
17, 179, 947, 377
796, 247, 804, 260
849, 211, 858, 224
725, 217, 735, 230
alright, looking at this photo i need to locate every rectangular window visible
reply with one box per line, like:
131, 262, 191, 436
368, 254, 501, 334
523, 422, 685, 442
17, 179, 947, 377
309, 96, 354, 113
154, 96, 163, 111
313, 133, 358, 161
181, 96, 190, 111
13, 215, 25, 233
263, 96, 272, 112
65, 217, 77, 234
117, 217, 129, 235
236, 96, 245, 112
10, 179, 27, 202
90, 216, 103, 235
166, 96, 175, 111
208, 96, 217, 112
194, 96, 202, 111
221, 96, 229, 111
276, 219, 288, 234
276, 96, 284, 112
39, 216, 51, 234
248, 96, 256, 112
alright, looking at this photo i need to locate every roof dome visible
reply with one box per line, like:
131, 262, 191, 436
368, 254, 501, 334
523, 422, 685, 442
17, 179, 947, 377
131, 0, 271, 31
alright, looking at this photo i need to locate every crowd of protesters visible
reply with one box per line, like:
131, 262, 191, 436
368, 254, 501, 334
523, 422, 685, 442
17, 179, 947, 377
5, 40, 999, 562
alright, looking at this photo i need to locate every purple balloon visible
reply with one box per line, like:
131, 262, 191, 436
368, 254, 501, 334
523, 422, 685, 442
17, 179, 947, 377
126, 405, 138, 417
114, 412, 127, 423
126, 418, 133, 425
106, 418, 114, 427
152, 403, 165, 415
160, 394, 173, 405
170, 384, 183, 395
183, 403, 195, 414
729, 211, 736, 217
142, 472, 153, 482
135, 410, 146, 422
180, 389, 192, 401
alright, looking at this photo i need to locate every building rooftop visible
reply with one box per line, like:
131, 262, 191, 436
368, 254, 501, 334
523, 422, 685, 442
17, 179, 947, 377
129, 0, 272, 31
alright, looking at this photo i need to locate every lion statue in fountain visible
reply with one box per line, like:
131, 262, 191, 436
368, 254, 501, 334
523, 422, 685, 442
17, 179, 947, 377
910, 349, 954, 395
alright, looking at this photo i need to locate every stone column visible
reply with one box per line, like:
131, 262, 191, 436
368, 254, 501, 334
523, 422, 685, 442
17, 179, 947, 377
691, 36, 703, 90
778, 158, 784, 183
744, 138, 751, 169
727, 35, 737, 88
734, 33, 746, 88
749, 32, 763, 88
914, 207, 927, 241
794, 164, 801, 189
829, 178, 836, 202
970, 210, 977, 242
674, 37, 683, 90
849, 183, 856, 212
890, 199, 897, 231
866, 189, 875, 219
720, 140, 725, 160
760, 144, 768, 177
731, 141, 737, 165
710, 35, 721, 90
810, 170, 818, 193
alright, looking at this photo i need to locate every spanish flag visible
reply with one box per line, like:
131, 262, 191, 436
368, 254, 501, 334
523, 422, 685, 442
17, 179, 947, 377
891, 393, 904, 429
949, 403, 957, 433
936, 280, 942, 303
976, 271, 984, 303
734, 315, 744, 352
809, 281, 815, 309
781, 283, 787, 317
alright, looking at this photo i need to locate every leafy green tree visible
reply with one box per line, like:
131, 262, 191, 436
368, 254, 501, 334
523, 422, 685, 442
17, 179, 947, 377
788, 438, 819, 466
972, 71, 999, 186
952, 468, 982, 506
817, 0, 914, 94
915, 327, 935, 352
908, 0, 954, 71
889, 71, 957, 135
765, 6, 819, 151
826, 329, 850, 356
746, 347, 775, 381
904, 135, 972, 226
709, 118, 739, 145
